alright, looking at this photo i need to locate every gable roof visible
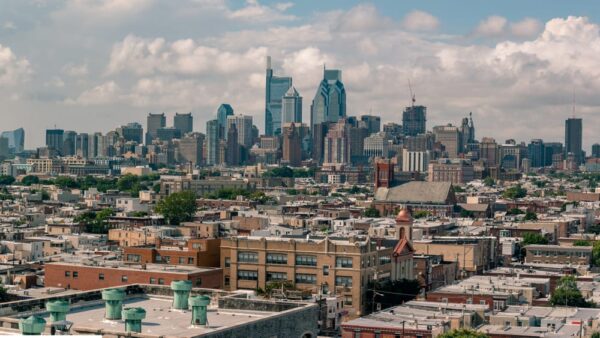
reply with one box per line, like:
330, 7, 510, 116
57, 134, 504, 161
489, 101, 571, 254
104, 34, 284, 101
374, 181, 453, 204
393, 238, 415, 257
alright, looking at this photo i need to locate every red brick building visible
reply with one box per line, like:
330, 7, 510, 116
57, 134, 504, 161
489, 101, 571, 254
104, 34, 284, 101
45, 262, 222, 291
123, 238, 221, 268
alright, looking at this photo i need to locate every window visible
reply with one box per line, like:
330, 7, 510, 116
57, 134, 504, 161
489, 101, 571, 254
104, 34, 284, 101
195, 278, 202, 287
158, 278, 165, 285
64, 271, 70, 277
466, 298, 473, 304
238, 252, 258, 263
267, 272, 287, 282
73, 271, 78, 278
266, 253, 287, 264
295, 274, 317, 284
354, 331, 360, 338
224, 257, 231, 267
188, 257, 194, 264
296, 255, 317, 266
238, 270, 258, 281
344, 295, 353, 306
121, 275, 128, 282
127, 254, 141, 262
192, 243, 202, 250
335, 276, 352, 287
379, 255, 391, 265
99, 273, 104, 280
156, 254, 162, 262
179, 257, 185, 264
224, 276, 230, 286
336, 257, 353, 268
480, 300, 486, 305
323, 265, 329, 276
150, 277, 156, 284
164, 256, 171, 264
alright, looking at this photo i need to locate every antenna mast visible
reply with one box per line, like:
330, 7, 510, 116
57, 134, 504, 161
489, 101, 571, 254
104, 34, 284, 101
408, 79, 416, 107
572, 89, 576, 118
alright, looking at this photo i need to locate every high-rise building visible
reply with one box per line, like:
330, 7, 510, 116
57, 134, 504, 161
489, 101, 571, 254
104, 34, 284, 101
480, 137, 498, 166
592, 143, 600, 158
312, 122, 331, 165
528, 139, 545, 168
76, 133, 89, 159
225, 124, 240, 166
205, 120, 220, 166
310, 68, 346, 130
460, 113, 475, 153
156, 127, 182, 142
544, 142, 563, 167
565, 118, 583, 164
360, 115, 381, 135
146, 113, 166, 144
45, 129, 64, 154
323, 119, 351, 166
363, 132, 392, 159
62, 131, 77, 156
0, 137, 8, 158
402, 149, 430, 172
402, 105, 426, 137
118, 123, 144, 144
433, 124, 461, 158
281, 86, 302, 128
217, 104, 234, 139
227, 115, 253, 149
0, 128, 25, 153
265, 56, 292, 136
405, 133, 434, 152
174, 113, 193, 135
282, 122, 303, 166
178, 133, 204, 166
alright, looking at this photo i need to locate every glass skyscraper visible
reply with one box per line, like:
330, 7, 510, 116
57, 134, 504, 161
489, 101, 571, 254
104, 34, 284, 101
265, 56, 292, 136
206, 119, 220, 166
310, 68, 346, 131
281, 86, 302, 127
402, 105, 427, 137
0, 128, 25, 153
217, 104, 234, 139
565, 117, 583, 164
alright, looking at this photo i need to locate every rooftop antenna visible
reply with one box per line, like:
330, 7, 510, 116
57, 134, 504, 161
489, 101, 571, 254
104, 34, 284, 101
408, 79, 416, 107
572, 88, 576, 118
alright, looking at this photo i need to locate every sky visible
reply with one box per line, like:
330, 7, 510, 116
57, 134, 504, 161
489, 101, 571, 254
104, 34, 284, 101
1, 0, 600, 149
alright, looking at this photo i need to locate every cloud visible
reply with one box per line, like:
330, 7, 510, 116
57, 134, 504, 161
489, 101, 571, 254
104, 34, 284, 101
402, 10, 440, 32
510, 18, 542, 37
68, 81, 121, 105
0, 44, 32, 87
474, 15, 508, 37
227, 0, 295, 23
63, 63, 89, 77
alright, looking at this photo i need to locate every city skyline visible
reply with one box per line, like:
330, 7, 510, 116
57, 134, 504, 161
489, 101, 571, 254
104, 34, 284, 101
1, 1, 600, 149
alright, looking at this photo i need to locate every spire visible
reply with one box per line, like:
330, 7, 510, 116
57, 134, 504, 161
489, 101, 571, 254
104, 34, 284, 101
266, 56, 272, 70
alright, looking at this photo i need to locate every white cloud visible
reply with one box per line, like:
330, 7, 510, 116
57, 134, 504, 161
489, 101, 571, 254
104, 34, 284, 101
228, 0, 295, 23
3, 21, 16, 30
68, 81, 121, 105
474, 15, 508, 36
510, 18, 542, 37
0, 44, 32, 87
63, 63, 89, 77
402, 10, 440, 32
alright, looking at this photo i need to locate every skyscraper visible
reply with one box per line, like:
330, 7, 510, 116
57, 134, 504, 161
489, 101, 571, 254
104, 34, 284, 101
0, 137, 8, 158
62, 131, 77, 156
76, 133, 89, 158
281, 86, 302, 128
360, 115, 381, 135
46, 129, 64, 154
433, 124, 461, 158
265, 56, 292, 136
0, 128, 24, 153
460, 113, 475, 153
118, 123, 144, 144
310, 68, 346, 130
227, 115, 253, 149
565, 118, 583, 164
528, 139, 545, 168
282, 122, 302, 166
217, 104, 234, 139
592, 143, 600, 158
323, 119, 351, 166
146, 113, 166, 144
206, 119, 220, 166
178, 133, 204, 166
226, 124, 240, 166
402, 105, 426, 137
174, 113, 193, 135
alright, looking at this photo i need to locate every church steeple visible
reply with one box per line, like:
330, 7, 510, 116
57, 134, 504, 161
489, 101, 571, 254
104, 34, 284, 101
395, 207, 413, 241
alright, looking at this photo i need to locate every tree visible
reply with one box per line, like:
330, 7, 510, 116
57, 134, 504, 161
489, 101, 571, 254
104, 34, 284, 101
460, 209, 474, 218
155, 191, 197, 225
438, 329, 488, 338
550, 275, 591, 307
0, 175, 15, 186
523, 211, 538, 221
521, 233, 548, 246
21, 175, 40, 186
592, 242, 600, 267
364, 207, 380, 218
413, 210, 429, 219
483, 176, 495, 187
365, 279, 420, 314
117, 174, 139, 192
502, 185, 527, 199
507, 208, 525, 215
573, 240, 592, 247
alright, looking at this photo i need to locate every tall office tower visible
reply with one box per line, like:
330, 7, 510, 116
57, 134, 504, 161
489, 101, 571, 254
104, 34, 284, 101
174, 112, 193, 135
118, 122, 143, 144
402, 105, 426, 137
226, 124, 240, 166
265, 56, 293, 136
592, 143, 600, 158
312, 122, 331, 164
0, 137, 8, 158
544, 142, 563, 167
348, 121, 369, 164
528, 139, 545, 168
480, 137, 498, 166
205, 119, 220, 166
405, 133, 434, 152
178, 133, 204, 166
46, 129, 64, 155
498, 140, 524, 170
565, 118, 583, 164
1, 128, 25, 153
281, 87, 302, 128
227, 115, 253, 149
217, 104, 234, 139
363, 132, 392, 159
282, 122, 302, 166
76, 133, 89, 158
156, 127, 182, 142
383, 122, 403, 143
460, 113, 475, 153
310, 68, 346, 130
402, 149, 430, 172
62, 131, 77, 156
323, 119, 351, 166
146, 113, 166, 144
433, 124, 461, 158
360, 115, 381, 135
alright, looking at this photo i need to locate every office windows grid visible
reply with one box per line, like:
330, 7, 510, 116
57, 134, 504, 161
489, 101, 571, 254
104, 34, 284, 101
336, 256, 353, 268
295, 273, 317, 284
335, 276, 352, 287
266, 272, 287, 282
238, 251, 258, 263
266, 253, 287, 264
238, 270, 258, 281
296, 255, 317, 266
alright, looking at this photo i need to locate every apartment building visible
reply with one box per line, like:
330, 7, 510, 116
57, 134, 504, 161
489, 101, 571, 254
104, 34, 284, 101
524, 245, 592, 266
123, 238, 221, 268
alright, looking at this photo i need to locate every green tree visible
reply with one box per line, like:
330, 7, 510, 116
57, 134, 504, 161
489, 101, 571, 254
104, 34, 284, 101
0, 175, 15, 185
155, 191, 197, 225
521, 233, 548, 246
117, 174, 139, 192
592, 242, 600, 266
592, 332, 600, 338
523, 211, 538, 221
483, 176, 495, 187
507, 208, 525, 215
21, 175, 40, 186
53, 176, 79, 189
438, 329, 488, 338
573, 240, 591, 247
413, 210, 429, 219
460, 209, 474, 218
502, 184, 527, 199
550, 275, 591, 307
364, 207, 380, 218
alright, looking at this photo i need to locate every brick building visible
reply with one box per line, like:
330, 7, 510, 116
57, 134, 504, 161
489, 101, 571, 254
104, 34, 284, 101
524, 244, 592, 266
123, 238, 221, 268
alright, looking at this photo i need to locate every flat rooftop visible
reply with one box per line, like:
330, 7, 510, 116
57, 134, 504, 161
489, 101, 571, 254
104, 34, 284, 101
46, 261, 218, 274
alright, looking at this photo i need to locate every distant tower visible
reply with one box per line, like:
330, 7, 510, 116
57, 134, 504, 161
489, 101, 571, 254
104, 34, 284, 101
281, 86, 302, 128
217, 104, 234, 139
395, 207, 413, 241
174, 113, 193, 135
146, 113, 166, 145
310, 68, 346, 131
205, 119, 220, 166
402, 106, 426, 137
265, 56, 292, 136
565, 118, 583, 164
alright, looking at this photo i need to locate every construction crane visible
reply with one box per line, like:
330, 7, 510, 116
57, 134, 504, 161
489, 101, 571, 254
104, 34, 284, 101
408, 79, 416, 107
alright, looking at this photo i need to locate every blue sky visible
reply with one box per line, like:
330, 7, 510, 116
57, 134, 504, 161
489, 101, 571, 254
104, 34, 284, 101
0, 0, 599, 148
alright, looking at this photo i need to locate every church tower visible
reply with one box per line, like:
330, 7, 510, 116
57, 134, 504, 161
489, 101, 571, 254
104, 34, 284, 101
395, 207, 413, 241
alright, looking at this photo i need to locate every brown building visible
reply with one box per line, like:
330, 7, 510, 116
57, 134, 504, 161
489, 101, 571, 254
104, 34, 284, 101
414, 254, 458, 291
524, 244, 592, 266
44, 262, 222, 290
282, 122, 303, 166
428, 159, 474, 184
196, 198, 257, 210
123, 238, 221, 268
